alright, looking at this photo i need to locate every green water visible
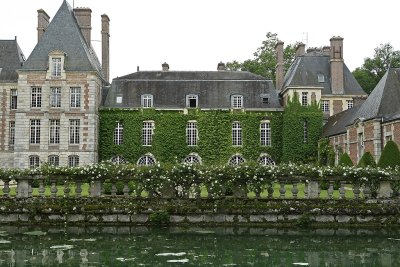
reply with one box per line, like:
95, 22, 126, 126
0, 226, 399, 266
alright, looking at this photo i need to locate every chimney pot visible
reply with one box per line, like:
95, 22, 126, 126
162, 62, 169, 71
217, 61, 226, 71
330, 36, 344, 95
322, 46, 330, 56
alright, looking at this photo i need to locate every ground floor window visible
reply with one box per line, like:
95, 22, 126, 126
258, 154, 275, 166
29, 155, 40, 169
68, 155, 79, 167
137, 154, 156, 166
183, 154, 202, 164
228, 155, 245, 166
111, 155, 127, 164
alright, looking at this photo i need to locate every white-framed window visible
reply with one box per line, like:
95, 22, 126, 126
116, 96, 123, 104
183, 153, 202, 164
301, 92, 308, 106
30, 119, 41, 144
68, 155, 79, 167
49, 119, 60, 144
31, 87, 42, 108
9, 121, 15, 146
358, 132, 364, 161
52, 57, 62, 77
321, 100, 329, 112
10, 89, 17, 109
186, 94, 198, 108
48, 155, 60, 166
114, 122, 124, 145
111, 155, 127, 164
303, 120, 308, 143
318, 74, 325, 83
142, 121, 154, 146
141, 94, 153, 108
260, 121, 271, 147
347, 99, 353, 109
232, 122, 242, 146
137, 154, 156, 166
231, 95, 243, 109
258, 154, 275, 166
186, 121, 198, 146
69, 119, 80, 144
29, 155, 40, 169
50, 87, 61, 108
228, 155, 245, 166
70, 87, 81, 108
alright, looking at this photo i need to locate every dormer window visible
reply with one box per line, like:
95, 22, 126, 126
47, 50, 66, 79
141, 94, 153, 108
231, 95, 243, 109
52, 58, 62, 77
186, 94, 198, 108
318, 74, 325, 83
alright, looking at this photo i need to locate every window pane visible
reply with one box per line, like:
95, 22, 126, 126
30, 119, 40, 144
142, 122, 154, 146
70, 87, 81, 108
114, 122, 124, 145
232, 122, 242, 146
31, 87, 42, 108
69, 119, 80, 144
49, 119, 60, 144
10, 89, 17, 109
260, 122, 271, 146
50, 87, 61, 108
186, 122, 198, 146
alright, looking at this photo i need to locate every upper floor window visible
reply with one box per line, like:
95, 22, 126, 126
49, 119, 60, 145
232, 122, 242, 146
68, 155, 79, 167
114, 122, 124, 145
318, 74, 325, 83
10, 89, 17, 110
260, 121, 271, 147
186, 121, 198, 146
141, 94, 153, 108
321, 100, 329, 112
137, 154, 156, 166
29, 155, 40, 169
231, 95, 243, 109
70, 87, 81, 108
301, 92, 308, 106
48, 155, 60, 166
9, 121, 15, 147
69, 119, 80, 144
30, 119, 41, 144
347, 99, 354, 109
50, 87, 61, 108
142, 121, 154, 146
186, 94, 198, 108
52, 58, 62, 77
31, 87, 42, 108
303, 120, 308, 143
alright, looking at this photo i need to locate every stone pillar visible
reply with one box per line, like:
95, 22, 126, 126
17, 179, 30, 198
373, 120, 382, 161
101, 14, 110, 83
330, 36, 344, 95
307, 181, 319, 198
74, 8, 92, 45
90, 181, 102, 197
275, 41, 284, 91
37, 9, 50, 42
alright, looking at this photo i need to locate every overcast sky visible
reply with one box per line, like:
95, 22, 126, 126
1, 0, 399, 80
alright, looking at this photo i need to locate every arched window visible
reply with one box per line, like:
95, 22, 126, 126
111, 155, 126, 164
258, 154, 275, 166
232, 122, 242, 146
228, 155, 245, 166
183, 153, 202, 164
260, 121, 271, 146
114, 121, 123, 145
141, 94, 153, 108
137, 154, 156, 166
68, 155, 79, 167
48, 155, 59, 166
29, 155, 40, 169
186, 121, 198, 146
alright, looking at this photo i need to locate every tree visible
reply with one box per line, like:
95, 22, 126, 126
357, 152, 376, 167
353, 43, 400, 94
378, 141, 400, 168
338, 153, 353, 166
226, 32, 297, 81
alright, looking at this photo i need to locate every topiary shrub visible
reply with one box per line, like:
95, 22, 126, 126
338, 153, 353, 166
378, 141, 400, 168
358, 152, 376, 167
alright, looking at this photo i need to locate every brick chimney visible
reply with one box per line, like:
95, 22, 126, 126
101, 14, 110, 83
217, 61, 226, 71
275, 41, 284, 90
330, 36, 344, 94
295, 43, 305, 57
37, 9, 50, 42
74, 8, 92, 45
162, 62, 169, 71
322, 46, 330, 56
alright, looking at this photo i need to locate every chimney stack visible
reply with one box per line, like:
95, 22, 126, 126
295, 43, 305, 57
330, 36, 344, 94
275, 41, 284, 91
322, 46, 330, 56
217, 61, 226, 71
37, 9, 50, 42
162, 62, 169, 71
101, 14, 110, 83
74, 8, 92, 45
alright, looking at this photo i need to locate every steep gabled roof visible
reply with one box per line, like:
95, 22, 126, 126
0, 39, 25, 82
322, 105, 360, 137
22, 1, 103, 79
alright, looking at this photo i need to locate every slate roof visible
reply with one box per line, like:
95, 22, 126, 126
22, 0, 104, 79
104, 70, 282, 109
322, 105, 360, 137
0, 39, 25, 82
282, 50, 366, 96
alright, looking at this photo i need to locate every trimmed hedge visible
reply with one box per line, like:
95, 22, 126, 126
358, 152, 376, 167
338, 153, 353, 166
378, 141, 400, 168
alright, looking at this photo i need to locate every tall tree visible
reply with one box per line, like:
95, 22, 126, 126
226, 32, 297, 81
353, 43, 400, 94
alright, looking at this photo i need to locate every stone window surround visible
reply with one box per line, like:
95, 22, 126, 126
231, 95, 243, 109
46, 50, 67, 80
141, 94, 153, 108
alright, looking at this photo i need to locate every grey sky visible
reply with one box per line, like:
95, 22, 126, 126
1, 0, 399, 80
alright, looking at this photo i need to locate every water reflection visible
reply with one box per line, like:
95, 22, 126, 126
0, 227, 399, 266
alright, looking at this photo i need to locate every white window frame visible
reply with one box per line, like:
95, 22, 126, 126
183, 153, 202, 164
258, 154, 275, 166
70, 87, 81, 108
141, 94, 153, 108
142, 121, 154, 146
49, 119, 60, 145
111, 155, 127, 164
29, 155, 40, 169
31, 87, 42, 108
114, 122, 124, 145
52, 57, 62, 77
231, 95, 243, 109
228, 155, 245, 166
48, 155, 60, 166
9, 121, 15, 146
321, 100, 329, 112
137, 154, 156, 166
232, 122, 242, 146
186, 94, 198, 108
50, 87, 61, 108
30, 119, 41, 144
68, 155, 79, 167
69, 119, 80, 145
10, 89, 17, 110
186, 121, 198, 146
260, 121, 271, 147
347, 99, 354, 109
301, 92, 308, 106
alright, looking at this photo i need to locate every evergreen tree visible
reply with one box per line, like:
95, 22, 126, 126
338, 153, 353, 166
357, 152, 376, 167
378, 141, 400, 168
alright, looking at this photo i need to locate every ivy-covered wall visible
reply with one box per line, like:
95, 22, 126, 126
99, 109, 283, 165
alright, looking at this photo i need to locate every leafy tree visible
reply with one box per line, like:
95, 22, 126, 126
353, 43, 400, 94
378, 140, 400, 168
226, 32, 298, 81
338, 153, 353, 166
357, 151, 376, 167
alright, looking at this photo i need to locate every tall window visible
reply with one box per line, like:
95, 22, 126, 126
137, 155, 156, 166
186, 95, 198, 108
260, 121, 271, 146
9, 121, 15, 146
68, 155, 79, 167
303, 120, 308, 143
321, 100, 329, 112
69, 119, 80, 144
30, 119, 40, 144
29, 155, 40, 169
114, 122, 124, 145
358, 132, 364, 160
31, 87, 42, 108
10, 89, 17, 109
52, 58, 62, 77
49, 119, 60, 144
186, 121, 198, 146
231, 95, 243, 109
48, 155, 60, 166
141, 94, 153, 108
232, 122, 242, 146
347, 99, 354, 109
50, 87, 61, 108
301, 92, 308, 106
70, 87, 81, 108
142, 121, 154, 146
